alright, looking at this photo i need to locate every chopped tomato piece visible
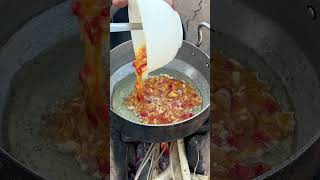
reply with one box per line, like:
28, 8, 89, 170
136, 68, 142, 76
155, 115, 169, 123
140, 112, 148, 117
252, 162, 270, 177
140, 64, 147, 72
181, 112, 193, 119
181, 103, 193, 109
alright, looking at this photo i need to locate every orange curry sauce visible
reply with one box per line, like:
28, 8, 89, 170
132, 46, 147, 101
127, 47, 202, 124
46, 1, 109, 178
72, 0, 108, 126
211, 52, 295, 180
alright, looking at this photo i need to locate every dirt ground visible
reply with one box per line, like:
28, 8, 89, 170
175, 0, 210, 55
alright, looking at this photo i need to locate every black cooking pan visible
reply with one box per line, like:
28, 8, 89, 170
213, 0, 320, 179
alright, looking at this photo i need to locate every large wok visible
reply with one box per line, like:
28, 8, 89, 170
213, 0, 320, 179
110, 22, 210, 143
0, 0, 318, 179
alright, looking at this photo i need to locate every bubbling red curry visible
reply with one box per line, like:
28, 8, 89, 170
211, 52, 295, 180
125, 47, 202, 124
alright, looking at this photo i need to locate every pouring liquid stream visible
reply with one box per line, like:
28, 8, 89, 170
132, 45, 147, 101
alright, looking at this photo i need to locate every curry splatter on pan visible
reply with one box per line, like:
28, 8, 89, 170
110, 23, 211, 143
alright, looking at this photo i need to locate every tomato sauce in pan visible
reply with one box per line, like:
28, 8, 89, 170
132, 46, 147, 101
211, 52, 295, 180
125, 74, 202, 124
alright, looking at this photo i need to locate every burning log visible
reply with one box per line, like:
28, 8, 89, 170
131, 139, 209, 180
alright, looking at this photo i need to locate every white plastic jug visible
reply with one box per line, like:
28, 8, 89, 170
128, 0, 183, 77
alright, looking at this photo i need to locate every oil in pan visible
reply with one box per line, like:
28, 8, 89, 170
212, 31, 297, 174
4, 36, 101, 180
111, 60, 203, 124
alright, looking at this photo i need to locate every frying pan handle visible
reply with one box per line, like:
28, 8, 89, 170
196, 22, 211, 47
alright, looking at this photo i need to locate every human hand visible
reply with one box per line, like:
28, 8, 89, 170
112, 0, 128, 8
112, 0, 175, 10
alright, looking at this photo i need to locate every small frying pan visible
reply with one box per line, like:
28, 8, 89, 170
110, 23, 210, 143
